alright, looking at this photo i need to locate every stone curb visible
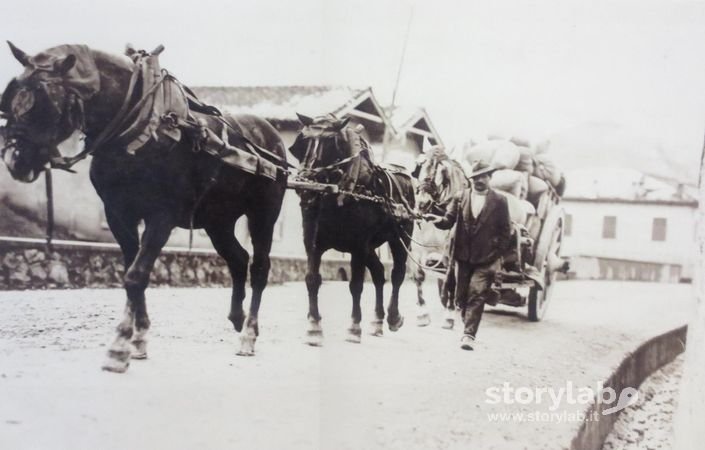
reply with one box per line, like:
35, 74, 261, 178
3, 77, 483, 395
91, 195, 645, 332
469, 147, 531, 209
0, 237, 359, 289
570, 324, 688, 450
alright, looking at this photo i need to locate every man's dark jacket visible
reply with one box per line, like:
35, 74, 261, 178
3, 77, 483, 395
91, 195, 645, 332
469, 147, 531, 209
434, 188, 512, 265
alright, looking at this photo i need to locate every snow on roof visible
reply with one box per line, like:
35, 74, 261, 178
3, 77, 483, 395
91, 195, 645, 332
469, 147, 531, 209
564, 167, 695, 202
190, 86, 369, 122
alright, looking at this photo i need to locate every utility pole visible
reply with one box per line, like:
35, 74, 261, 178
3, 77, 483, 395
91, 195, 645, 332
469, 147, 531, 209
384, 5, 415, 158
391, 6, 414, 110
674, 131, 705, 447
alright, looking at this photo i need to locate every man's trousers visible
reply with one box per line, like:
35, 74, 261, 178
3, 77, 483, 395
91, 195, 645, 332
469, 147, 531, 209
454, 259, 501, 338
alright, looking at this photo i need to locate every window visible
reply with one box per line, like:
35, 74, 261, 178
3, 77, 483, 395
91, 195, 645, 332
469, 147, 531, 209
602, 216, 616, 239
652, 218, 667, 241
564, 214, 573, 237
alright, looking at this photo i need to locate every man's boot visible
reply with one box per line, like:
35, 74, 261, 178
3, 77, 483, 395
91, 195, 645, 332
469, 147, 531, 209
460, 334, 474, 351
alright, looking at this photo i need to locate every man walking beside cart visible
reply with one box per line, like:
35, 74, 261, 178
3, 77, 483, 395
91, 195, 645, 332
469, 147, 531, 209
424, 161, 512, 351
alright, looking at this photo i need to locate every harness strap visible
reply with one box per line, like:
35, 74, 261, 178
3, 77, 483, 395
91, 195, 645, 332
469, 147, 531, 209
213, 114, 296, 169
336, 149, 364, 206
44, 169, 54, 252
167, 74, 294, 169
49, 57, 143, 170
381, 169, 417, 218
50, 52, 293, 174
300, 152, 361, 176
171, 115, 288, 181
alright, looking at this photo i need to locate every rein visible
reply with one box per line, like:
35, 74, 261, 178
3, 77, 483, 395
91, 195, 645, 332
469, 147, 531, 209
298, 152, 362, 177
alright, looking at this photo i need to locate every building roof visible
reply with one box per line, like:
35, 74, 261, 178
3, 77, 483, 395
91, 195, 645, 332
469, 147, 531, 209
190, 85, 394, 133
386, 105, 444, 147
563, 167, 697, 204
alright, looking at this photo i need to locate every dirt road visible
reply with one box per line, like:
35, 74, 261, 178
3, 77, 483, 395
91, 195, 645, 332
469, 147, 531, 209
0, 280, 691, 449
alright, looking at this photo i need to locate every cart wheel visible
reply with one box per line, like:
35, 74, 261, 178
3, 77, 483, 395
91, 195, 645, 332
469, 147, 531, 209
528, 220, 562, 321
528, 266, 551, 321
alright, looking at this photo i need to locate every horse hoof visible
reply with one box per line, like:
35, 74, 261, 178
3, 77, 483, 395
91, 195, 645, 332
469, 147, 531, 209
131, 351, 148, 360
370, 320, 384, 337
101, 357, 130, 373
237, 330, 256, 356
305, 330, 324, 347
441, 318, 455, 330
346, 325, 362, 343
416, 312, 431, 327
346, 334, 361, 344
131, 340, 148, 359
306, 320, 324, 346
236, 345, 255, 356
388, 315, 404, 332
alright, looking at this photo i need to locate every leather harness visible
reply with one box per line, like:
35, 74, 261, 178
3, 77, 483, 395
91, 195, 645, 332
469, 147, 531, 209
47, 46, 292, 179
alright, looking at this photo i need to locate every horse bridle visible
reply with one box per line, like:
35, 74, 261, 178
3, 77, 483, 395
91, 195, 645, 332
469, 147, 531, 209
297, 127, 363, 181
416, 157, 451, 214
1, 74, 86, 171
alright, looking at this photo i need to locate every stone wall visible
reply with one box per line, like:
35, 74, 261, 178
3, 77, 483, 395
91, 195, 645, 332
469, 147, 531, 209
570, 325, 688, 450
0, 238, 351, 290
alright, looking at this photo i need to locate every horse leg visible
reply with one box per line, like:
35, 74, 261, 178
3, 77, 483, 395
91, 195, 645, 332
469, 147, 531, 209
414, 265, 431, 327
414, 264, 426, 306
441, 262, 457, 330
205, 219, 249, 332
387, 238, 408, 332
102, 214, 173, 373
436, 277, 444, 306
103, 209, 148, 357
237, 214, 276, 356
365, 250, 386, 337
346, 251, 365, 343
301, 247, 323, 345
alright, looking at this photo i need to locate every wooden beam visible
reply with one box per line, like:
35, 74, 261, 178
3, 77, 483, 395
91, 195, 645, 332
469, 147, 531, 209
407, 127, 436, 138
345, 109, 385, 124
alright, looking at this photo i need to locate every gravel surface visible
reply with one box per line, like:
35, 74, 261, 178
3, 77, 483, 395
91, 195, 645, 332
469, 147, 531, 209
0, 280, 691, 450
602, 356, 683, 450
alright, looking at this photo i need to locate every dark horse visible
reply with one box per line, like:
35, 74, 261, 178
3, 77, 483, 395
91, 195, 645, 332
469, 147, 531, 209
0, 43, 287, 371
289, 114, 415, 344
411, 146, 468, 329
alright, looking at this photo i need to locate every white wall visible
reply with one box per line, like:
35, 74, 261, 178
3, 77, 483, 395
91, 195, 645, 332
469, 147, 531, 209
561, 199, 697, 277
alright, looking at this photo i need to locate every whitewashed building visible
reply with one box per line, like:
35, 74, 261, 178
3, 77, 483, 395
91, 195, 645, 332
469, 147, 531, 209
561, 168, 697, 282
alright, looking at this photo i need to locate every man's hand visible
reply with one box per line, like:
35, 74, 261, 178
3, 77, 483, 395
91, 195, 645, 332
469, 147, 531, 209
423, 214, 442, 223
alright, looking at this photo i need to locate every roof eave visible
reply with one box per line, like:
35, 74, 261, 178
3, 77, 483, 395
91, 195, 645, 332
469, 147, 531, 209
335, 88, 397, 135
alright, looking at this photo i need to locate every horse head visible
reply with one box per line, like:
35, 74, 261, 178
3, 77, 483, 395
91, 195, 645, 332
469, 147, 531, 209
412, 146, 455, 214
289, 113, 356, 182
1, 42, 99, 182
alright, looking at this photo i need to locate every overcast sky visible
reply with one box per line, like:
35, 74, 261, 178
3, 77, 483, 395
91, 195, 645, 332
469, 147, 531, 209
2, 0, 705, 177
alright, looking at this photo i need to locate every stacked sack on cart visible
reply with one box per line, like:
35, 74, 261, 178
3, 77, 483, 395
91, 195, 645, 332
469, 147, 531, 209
463, 138, 565, 234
